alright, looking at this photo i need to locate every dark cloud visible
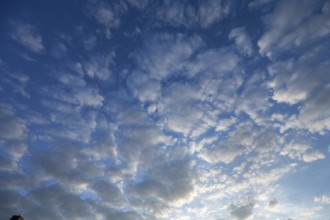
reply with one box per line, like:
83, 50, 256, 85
130, 159, 195, 205
268, 199, 279, 208
229, 201, 255, 220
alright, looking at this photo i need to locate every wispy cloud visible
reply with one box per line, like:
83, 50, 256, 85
10, 21, 44, 53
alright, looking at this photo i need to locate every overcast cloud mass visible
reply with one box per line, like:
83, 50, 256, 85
0, 0, 330, 219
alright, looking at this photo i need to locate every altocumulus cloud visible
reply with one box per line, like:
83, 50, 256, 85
0, 0, 330, 219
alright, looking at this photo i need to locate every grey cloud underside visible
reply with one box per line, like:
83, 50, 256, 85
1, 0, 330, 219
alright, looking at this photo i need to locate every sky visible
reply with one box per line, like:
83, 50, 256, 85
0, 0, 330, 219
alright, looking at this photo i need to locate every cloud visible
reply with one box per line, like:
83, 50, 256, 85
229, 199, 255, 220
44, 71, 104, 109
229, 27, 254, 56
129, 159, 196, 207
91, 180, 123, 204
0, 190, 22, 219
154, 0, 230, 28
134, 33, 203, 80
197, 0, 229, 28
199, 121, 258, 164
10, 21, 44, 53
19, 183, 97, 220
280, 142, 325, 163
126, 0, 149, 10
258, 0, 328, 58
314, 195, 330, 205
127, 71, 161, 102
0, 103, 27, 160
82, 52, 114, 80
268, 199, 279, 209
1, 1, 330, 219
266, 27, 330, 134
86, 0, 127, 38
248, 0, 274, 9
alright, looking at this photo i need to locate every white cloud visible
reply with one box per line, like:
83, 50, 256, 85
281, 143, 325, 163
136, 33, 203, 80
258, 0, 328, 58
269, 56, 330, 134
2, 71, 31, 98
154, 0, 230, 28
235, 73, 271, 125
155, 1, 195, 28
74, 87, 104, 107
0, 103, 27, 163
295, 86, 330, 134
267, 57, 328, 105
0, 103, 26, 140
2, 1, 330, 219
86, 0, 127, 39
158, 83, 204, 136
45, 71, 104, 109
197, 0, 228, 28
248, 0, 273, 9
126, 0, 149, 9
314, 195, 330, 205
302, 150, 326, 163
10, 22, 44, 53
127, 71, 161, 102
82, 52, 114, 80
199, 121, 260, 164
229, 27, 254, 56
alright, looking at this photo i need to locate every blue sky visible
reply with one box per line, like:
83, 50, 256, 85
1, 0, 330, 219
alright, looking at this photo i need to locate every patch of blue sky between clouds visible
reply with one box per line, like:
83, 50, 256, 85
0, 0, 330, 219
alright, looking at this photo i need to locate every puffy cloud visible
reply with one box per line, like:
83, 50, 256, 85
229, 27, 254, 56
134, 33, 204, 80
27, 142, 103, 187
82, 52, 114, 80
229, 199, 255, 220
19, 183, 97, 220
199, 121, 261, 164
127, 71, 161, 102
126, 0, 149, 10
2, 1, 330, 219
314, 195, 330, 205
280, 143, 325, 163
0, 103, 27, 163
154, 0, 230, 28
258, 0, 328, 58
86, 0, 127, 38
39, 100, 100, 143
294, 86, 330, 134
248, 0, 273, 9
267, 31, 330, 134
129, 159, 196, 207
197, 0, 229, 28
91, 180, 123, 204
268, 57, 329, 106
10, 21, 44, 53
43, 70, 105, 110
0, 103, 26, 140
158, 83, 204, 136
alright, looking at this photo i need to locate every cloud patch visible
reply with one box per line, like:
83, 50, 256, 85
10, 21, 44, 53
